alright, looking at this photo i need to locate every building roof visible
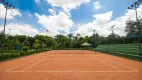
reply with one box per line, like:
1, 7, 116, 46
81, 42, 91, 46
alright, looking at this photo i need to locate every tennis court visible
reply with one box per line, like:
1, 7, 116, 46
0, 50, 142, 80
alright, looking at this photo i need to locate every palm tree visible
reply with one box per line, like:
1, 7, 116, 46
68, 33, 73, 48
68, 33, 73, 39
76, 33, 80, 40
46, 29, 49, 36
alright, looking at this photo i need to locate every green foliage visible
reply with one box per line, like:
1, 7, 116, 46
54, 35, 69, 49
3, 29, 141, 51
23, 46, 29, 52
125, 19, 142, 36
4, 47, 8, 50
96, 43, 142, 61
0, 53, 21, 60
0, 49, 49, 61
20, 51, 34, 56
10, 53, 21, 58
4, 50, 19, 53
33, 39, 46, 51
1, 53, 11, 59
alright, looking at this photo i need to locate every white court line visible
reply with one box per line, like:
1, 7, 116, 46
36, 71, 94, 72
45, 58, 95, 59
6, 70, 33, 72
5, 54, 52, 72
6, 70, 138, 73
91, 54, 124, 71
102, 55, 138, 72
57, 55, 69, 56
107, 64, 122, 71
5, 60, 35, 72
110, 61, 138, 71
6, 51, 138, 73
21, 54, 54, 72
94, 71, 138, 72
91, 55, 106, 63
87, 52, 130, 72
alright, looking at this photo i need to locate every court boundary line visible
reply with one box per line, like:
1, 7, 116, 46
101, 53, 139, 72
107, 64, 122, 71
91, 54, 123, 71
21, 54, 54, 72
6, 70, 138, 73
91, 52, 138, 72
5, 54, 54, 72
110, 61, 138, 71
5, 51, 138, 73
44, 58, 95, 59
5, 60, 35, 72
91, 55, 106, 63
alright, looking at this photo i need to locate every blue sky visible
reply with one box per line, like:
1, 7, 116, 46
0, 0, 142, 37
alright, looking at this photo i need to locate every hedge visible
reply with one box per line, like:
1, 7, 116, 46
4, 50, 19, 53
0, 49, 50, 61
53, 47, 93, 50
0, 53, 21, 60
95, 48, 142, 61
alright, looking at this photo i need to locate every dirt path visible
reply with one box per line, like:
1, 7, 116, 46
0, 50, 142, 80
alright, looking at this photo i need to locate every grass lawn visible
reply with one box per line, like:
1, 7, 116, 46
96, 43, 142, 56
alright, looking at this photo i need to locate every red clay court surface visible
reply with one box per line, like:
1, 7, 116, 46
0, 50, 142, 80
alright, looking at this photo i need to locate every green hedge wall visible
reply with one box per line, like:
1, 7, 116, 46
0, 49, 50, 61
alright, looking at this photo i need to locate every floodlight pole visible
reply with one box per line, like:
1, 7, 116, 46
0, 0, 15, 59
9, 29, 11, 35
127, 0, 142, 56
46, 29, 48, 36
1, 7, 7, 58
135, 6, 141, 56
111, 25, 115, 34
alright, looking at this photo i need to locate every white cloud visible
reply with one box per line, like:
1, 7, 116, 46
35, 11, 74, 36
35, 0, 40, 4
75, 11, 113, 37
93, 1, 102, 10
93, 11, 113, 25
75, 5, 142, 37
46, 0, 90, 12
0, 23, 39, 37
0, 4, 21, 19
48, 8, 56, 15
108, 6, 142, 36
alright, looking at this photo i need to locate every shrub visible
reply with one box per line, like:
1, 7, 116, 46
23, 46, 29, 52
3, 53, 11, 60
28, 50, 35, 54
0, 49, 48, 61
0, 53, 21, 60
10, 53, 21, 58
4, 50, 19, 53
4, 47, 8, 50
20, 51, 24, 56
20, 51, 28, 56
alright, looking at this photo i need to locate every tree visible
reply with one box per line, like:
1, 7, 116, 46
54, 35, 69, 49
89, 30, 99, 48
18, 35, 27, 43
125, 19, 142, 43
83, 36, 89, 42
107, 33, 120, 44
125, 19, 142, 36
27, 37, 35, 49
125, 20, 137, 36
33, 39, 41, 50
67, 33, 73, 48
